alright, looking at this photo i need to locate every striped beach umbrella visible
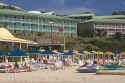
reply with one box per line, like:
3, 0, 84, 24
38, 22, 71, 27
104, 51, 113, 55
120, 52, 125, 55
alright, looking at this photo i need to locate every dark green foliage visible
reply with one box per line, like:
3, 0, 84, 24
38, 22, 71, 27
66, 37, 125, 52
95, 29, 107, 37
113, 32, 122, 40
112, 11, 125, 15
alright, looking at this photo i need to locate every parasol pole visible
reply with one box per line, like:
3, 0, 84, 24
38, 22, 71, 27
20, 42, 22, 64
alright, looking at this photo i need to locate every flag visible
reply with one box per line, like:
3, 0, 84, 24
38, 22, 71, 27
58, 27, 64, 32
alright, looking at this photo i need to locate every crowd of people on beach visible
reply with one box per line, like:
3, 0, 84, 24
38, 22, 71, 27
0, 54, 125, 73
0, 55, 74, 73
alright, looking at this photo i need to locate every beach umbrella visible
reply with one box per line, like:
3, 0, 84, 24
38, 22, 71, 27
104, 51, 113, 55
40, 49, 45, 52
83, 51, 89, 59
96, 51, 103, 55
40, 50, 56, 55
63, 50, 73, 56
120, 52, 125, 55
104, 51, 113, 61
84, 51, 89, 55
113, 52, 120, 60
120, 52, 125, 58
113, 52, 120, 57
96, 52, 104, 59
73, 50, 79, 55
89, 51, 97, 60
29, 50, 41, 53
52, 50, 59, 54
114, 52, 120, 55
79, 50, 84, 54
58, 50, 64, 54
64, 50, 69, 53
73, 50, 84, 55
40, 50, 57, 60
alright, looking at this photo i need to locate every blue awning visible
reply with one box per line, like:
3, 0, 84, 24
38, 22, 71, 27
8, 49, 27, 56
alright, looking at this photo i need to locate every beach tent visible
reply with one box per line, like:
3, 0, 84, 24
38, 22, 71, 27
0, 28, 38, 44
8, 49, 27, 56
0, 51, 5, 56
8, 49, 27, 63
0, 52, 6, 62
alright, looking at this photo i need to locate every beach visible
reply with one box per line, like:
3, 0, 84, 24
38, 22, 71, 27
0, 66, 125, 83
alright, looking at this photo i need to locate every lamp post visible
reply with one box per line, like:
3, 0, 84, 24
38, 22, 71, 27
63, 26, 66, 50
60, 22, 66, 50
49, 22, 54, 50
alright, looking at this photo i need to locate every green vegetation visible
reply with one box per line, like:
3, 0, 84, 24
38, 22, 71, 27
0, 4, 22, 11
66, 37, 125, 52
112, 11, 125, 15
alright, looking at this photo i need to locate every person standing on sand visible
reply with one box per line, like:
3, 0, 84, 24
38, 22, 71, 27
14, 61, 19, 72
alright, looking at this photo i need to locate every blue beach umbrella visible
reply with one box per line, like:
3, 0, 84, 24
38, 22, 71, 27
113, 52, 120, 55
58, 50, 64, 54
78, 50, 84, 54
40, 50, 56, 55
29, 50, 41, 53
63, 50, 74, 55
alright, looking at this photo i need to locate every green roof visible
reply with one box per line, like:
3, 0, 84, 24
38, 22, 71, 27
80, 15, 125, 23
64, 13, 95, 17
85, 18, 125, 23
0, 9, 78, 21
93, 15, 125, 19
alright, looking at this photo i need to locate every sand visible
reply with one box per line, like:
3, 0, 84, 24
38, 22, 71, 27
0, 66, 125, 83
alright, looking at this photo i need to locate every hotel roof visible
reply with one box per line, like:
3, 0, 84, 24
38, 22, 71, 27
93, 15, 125, 19
83, 18, 125, 23
0, 9, 78, 21
80, 15, 125, 23
64, 13, 95, 17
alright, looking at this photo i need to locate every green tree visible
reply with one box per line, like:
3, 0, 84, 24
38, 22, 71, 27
113, 32, 122, 40
95, 29, 107, 37
112, 11, 125, 15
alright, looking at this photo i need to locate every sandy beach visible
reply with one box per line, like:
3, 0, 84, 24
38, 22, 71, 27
0, 66, 125, 83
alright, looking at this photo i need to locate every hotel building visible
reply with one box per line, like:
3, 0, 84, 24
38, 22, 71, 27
77, 15, 125, 37
0, 9, 78, 45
